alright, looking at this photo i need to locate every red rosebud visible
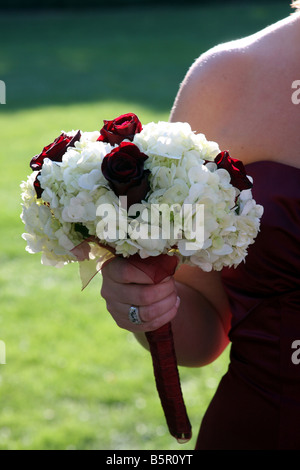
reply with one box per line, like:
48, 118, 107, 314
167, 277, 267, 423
214, 151, 252, 191
30, 130, 81, 198
30, 130, 81, 171
97, 113, 142, 146
101, 141, 150, 209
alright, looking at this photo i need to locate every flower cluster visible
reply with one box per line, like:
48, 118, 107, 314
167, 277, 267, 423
21, 114, 263, 272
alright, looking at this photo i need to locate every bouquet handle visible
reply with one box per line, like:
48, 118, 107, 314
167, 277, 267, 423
72, 242, 192, 443
145, 322, 192, 442
129, 254, 192, 443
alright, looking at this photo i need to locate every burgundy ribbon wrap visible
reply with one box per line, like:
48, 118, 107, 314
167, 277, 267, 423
71, 241, 192, 443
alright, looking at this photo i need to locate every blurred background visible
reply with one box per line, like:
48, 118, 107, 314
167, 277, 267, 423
0, 0, 292, 450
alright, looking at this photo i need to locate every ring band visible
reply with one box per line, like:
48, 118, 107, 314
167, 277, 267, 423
128, 306, 143, 325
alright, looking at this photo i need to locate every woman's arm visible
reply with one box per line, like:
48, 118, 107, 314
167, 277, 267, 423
101, 47, 242, 367
104, 16, 300, 366
134, 265, 231, 367
101, 256, 231, 368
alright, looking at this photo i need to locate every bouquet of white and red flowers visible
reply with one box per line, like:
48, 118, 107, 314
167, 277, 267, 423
21, 113, 263, 442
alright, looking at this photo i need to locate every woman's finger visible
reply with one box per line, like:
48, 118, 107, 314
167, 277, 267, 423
102, 257, 155, 285
101, 269, 176, 306
107, 293, 180, 332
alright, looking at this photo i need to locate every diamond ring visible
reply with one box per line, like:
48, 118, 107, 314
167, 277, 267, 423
128, 306, 143, 325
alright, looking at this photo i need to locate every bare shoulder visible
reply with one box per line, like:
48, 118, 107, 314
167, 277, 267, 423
170, 12, 300, 162
170, 38, 251, 137
170, 14, 296, 126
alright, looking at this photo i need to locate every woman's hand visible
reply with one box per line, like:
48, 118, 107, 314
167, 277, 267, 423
101, 257, 180, 332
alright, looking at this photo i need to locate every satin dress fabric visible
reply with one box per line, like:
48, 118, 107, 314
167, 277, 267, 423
195, 161, 300, 450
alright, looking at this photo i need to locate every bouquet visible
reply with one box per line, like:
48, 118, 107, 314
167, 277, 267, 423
21, 113, 263, 442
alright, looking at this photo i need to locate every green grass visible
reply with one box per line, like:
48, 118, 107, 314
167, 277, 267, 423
0, 3, 291, 450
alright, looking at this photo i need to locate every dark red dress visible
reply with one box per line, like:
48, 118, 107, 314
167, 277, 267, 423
195, 161, 300, 450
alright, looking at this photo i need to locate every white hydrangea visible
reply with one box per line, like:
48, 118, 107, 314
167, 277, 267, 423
133, 121, 220, 163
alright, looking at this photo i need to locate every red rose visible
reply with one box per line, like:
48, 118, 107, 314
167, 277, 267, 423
101, 141, 150, 209
30, 130, 81, 171
30, 130, 81, 198
214, 151, 252, 191
97, 113, 142, 146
